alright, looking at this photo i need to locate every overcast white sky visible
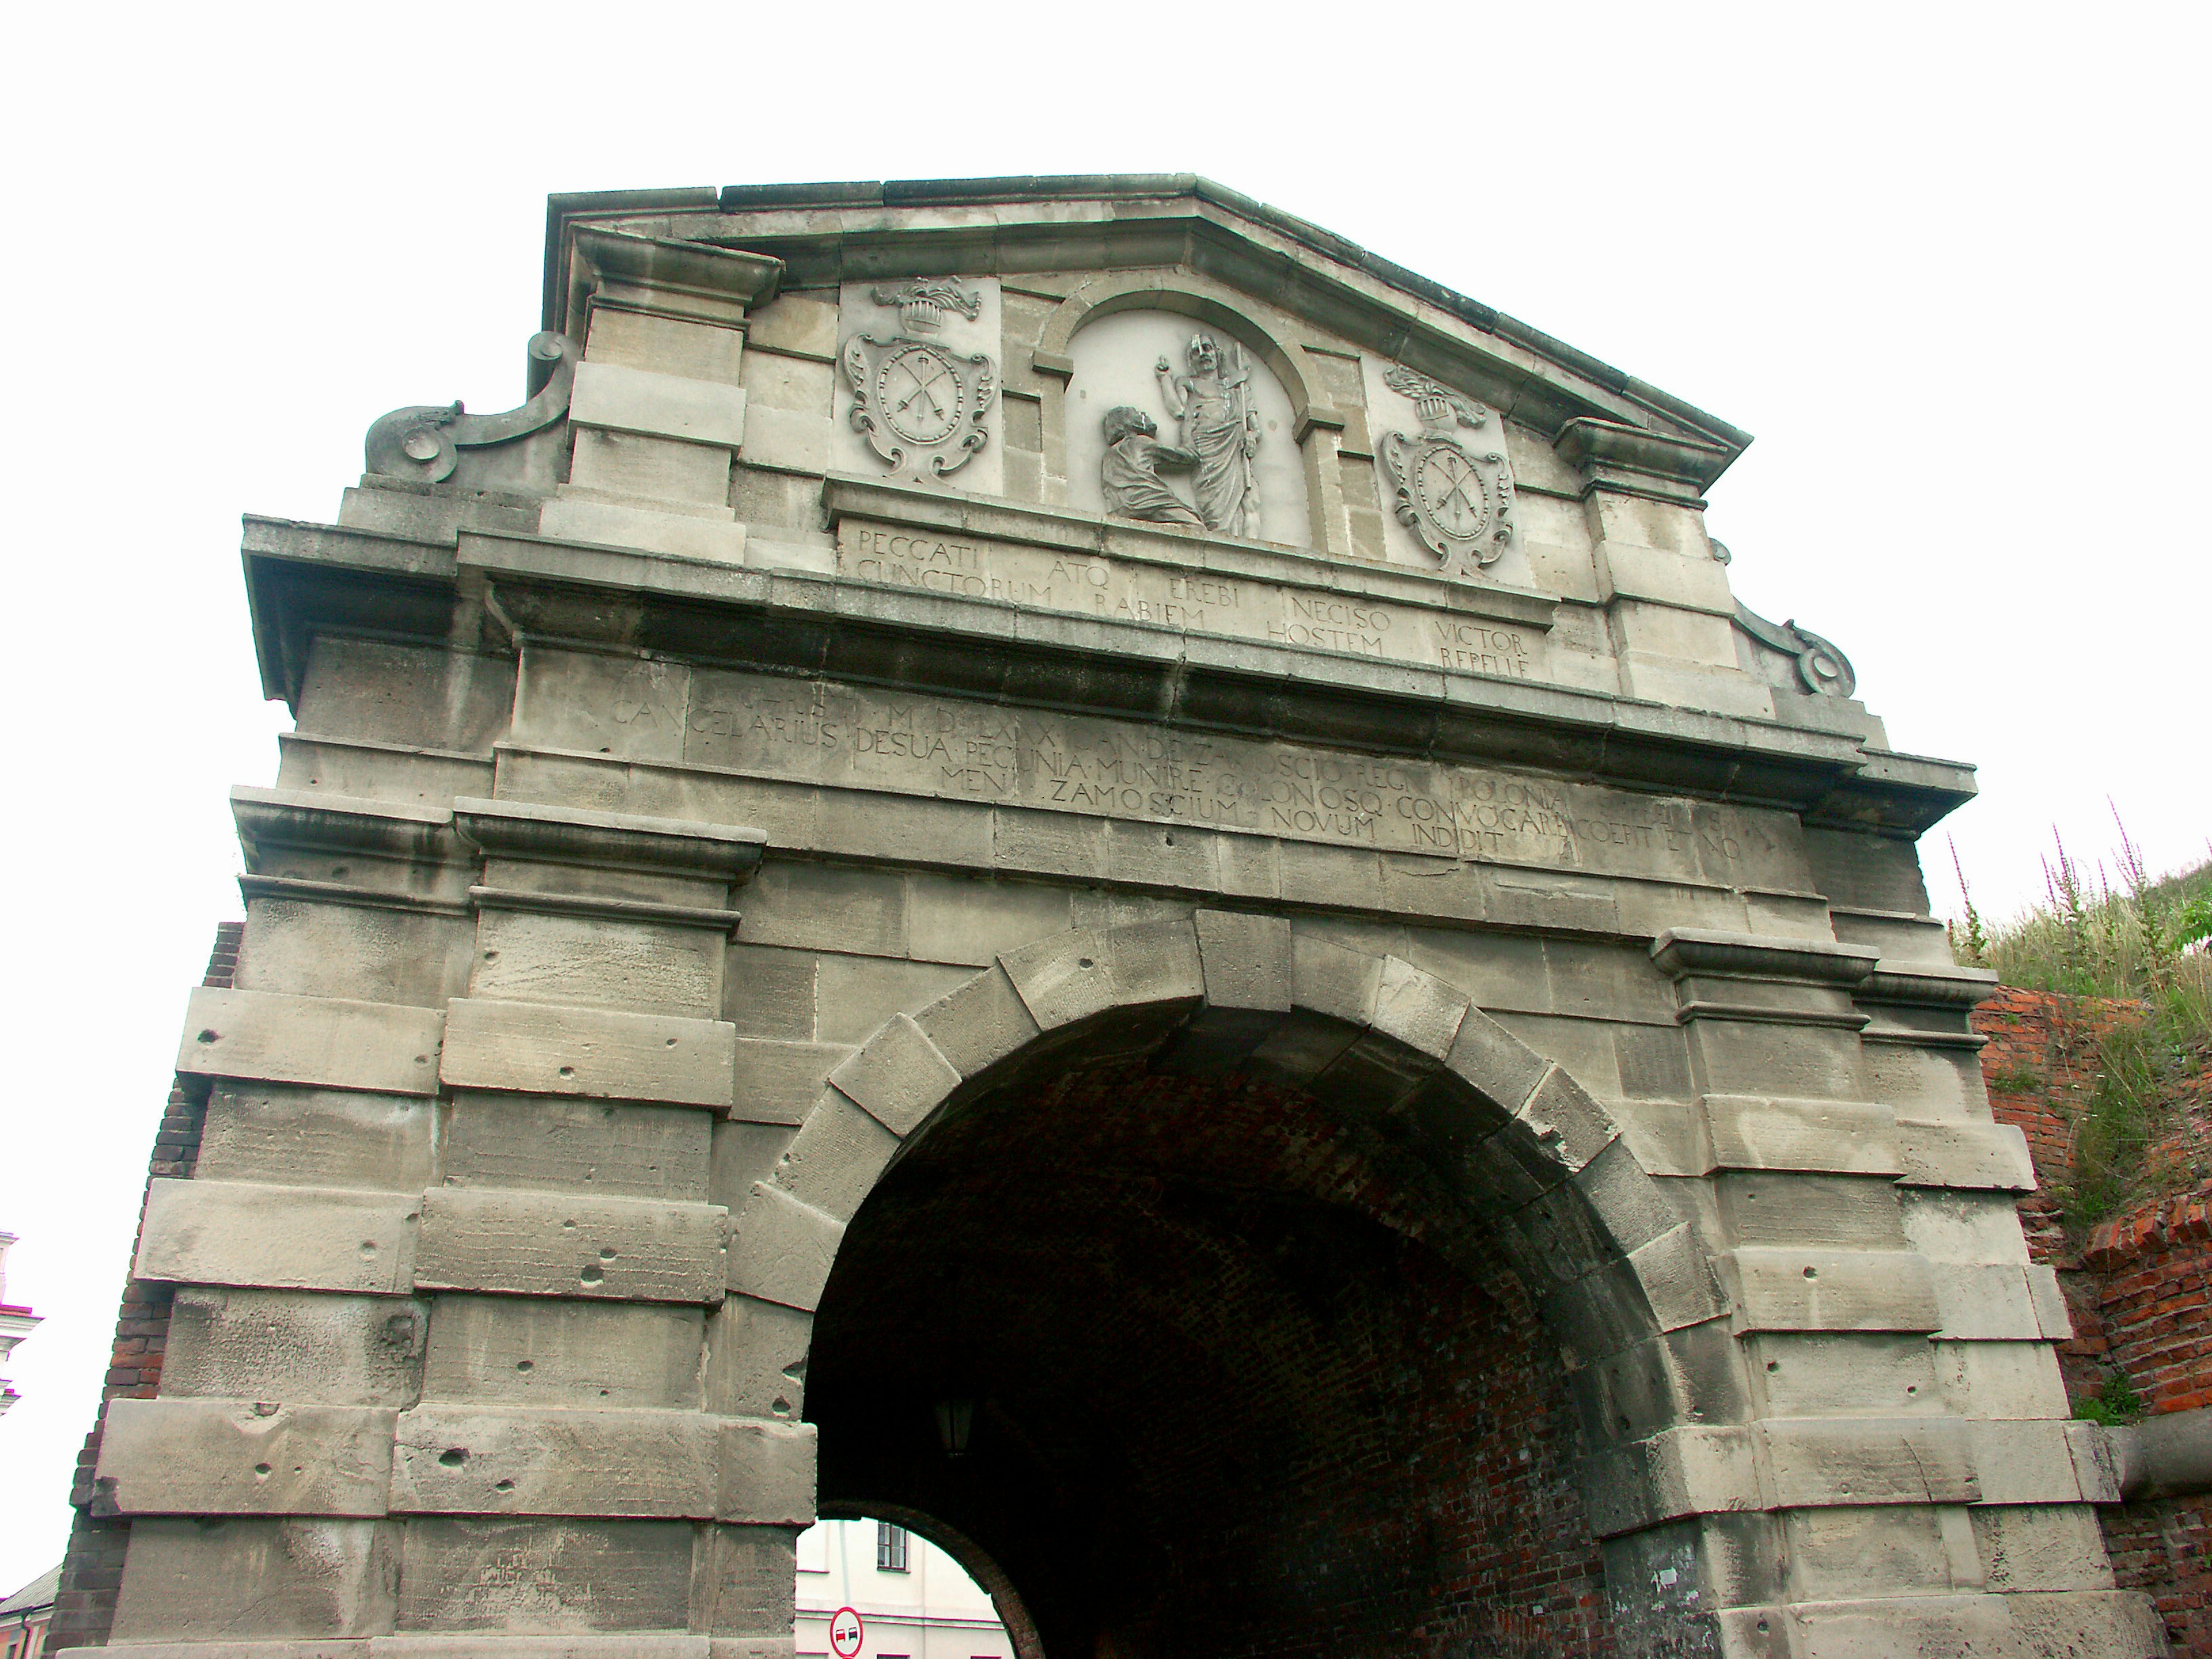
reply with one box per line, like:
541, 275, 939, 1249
1, 2, 2205, 1595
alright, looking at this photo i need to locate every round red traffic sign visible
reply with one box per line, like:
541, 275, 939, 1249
830, 1606, 864, 1659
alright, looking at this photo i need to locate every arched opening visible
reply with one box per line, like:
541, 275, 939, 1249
768, 921, 1714, 1659
798, 1510, 1036, 1659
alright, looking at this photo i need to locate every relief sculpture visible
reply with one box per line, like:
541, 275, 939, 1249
1099, 407, 1203, 526
1154, 333, 1262, 536
1377, 365, 1518, 578
842, 278, 998, 479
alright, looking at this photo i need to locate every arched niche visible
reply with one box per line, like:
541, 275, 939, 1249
1032, 275, 1344, 552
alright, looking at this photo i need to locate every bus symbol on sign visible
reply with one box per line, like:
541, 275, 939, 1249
830, 1606, 864, 1659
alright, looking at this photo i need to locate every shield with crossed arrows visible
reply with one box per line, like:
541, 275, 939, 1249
1377, 365, 1518, 579
841, 289, 999, 479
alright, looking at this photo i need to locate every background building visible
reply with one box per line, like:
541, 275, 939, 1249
0, 1234, 38, 1416
796, 1519, 1010, 1659
0, 1563, 58, 1659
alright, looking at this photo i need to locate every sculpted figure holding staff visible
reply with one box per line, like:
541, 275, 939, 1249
1155, 332, 1261, 537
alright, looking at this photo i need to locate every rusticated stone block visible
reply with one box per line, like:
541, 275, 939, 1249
440, 998, 737, 1109
177, 987, 444, 1097
415, 1190, 726, 1305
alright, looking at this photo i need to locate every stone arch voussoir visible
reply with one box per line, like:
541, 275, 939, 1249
730, 914, 1747, 1462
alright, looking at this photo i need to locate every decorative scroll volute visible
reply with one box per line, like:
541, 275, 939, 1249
364, 331, 578, 484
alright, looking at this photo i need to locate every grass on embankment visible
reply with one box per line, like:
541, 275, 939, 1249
1950, 821, 2212, 1230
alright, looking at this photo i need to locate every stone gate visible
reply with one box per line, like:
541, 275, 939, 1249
59, 177, 2162, 1658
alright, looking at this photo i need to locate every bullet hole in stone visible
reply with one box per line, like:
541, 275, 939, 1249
1802, 1266, 1817, 1278
562, 1219, 577, 1230
559, 1066, 576, 1079
600, 1388, 611, 1397
439, 1448, 468, 1467
599, 1247, 616, 1260
331, 866, 350, 878
1078, 958, 1094, 969
196, 1029, 220, 1044
1758, 1620, 1769, 1635
579, 1264, 604, 1285
1766, 1361, 1779, 1372
494, 1479, 515, 1493
1906, 1384, 1917, 1395
253, 1402, 279, 1416
600, 746, 612, 753
359, 1241, 378, 1258
1163, 835, 1175, 846
516, 1360, 534, 1372
482, 950, 499, 962
773, 1396, 792, 1416
665, 1037, 678, 1047
253, 1464, 271, 1480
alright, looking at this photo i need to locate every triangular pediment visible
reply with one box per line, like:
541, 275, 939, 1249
540, 175, 1748, 482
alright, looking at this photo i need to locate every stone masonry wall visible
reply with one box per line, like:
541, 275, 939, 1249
45, 922, 241, 1653
1980, 985, 2212, 1657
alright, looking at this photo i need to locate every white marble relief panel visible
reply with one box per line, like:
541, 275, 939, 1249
1065, 309, 1313, 549
1360, 355, 1540, 590
834, 277, 1005, 495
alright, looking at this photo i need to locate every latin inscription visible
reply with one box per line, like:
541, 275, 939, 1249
684, 670, 1786, 882
834, 518, 1547, 681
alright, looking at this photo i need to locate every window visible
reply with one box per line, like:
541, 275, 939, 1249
876, 1521, 910, 1572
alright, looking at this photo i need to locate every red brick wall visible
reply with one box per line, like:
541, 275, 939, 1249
1979, 985, 2212, 1657
46, 921, 240, 1653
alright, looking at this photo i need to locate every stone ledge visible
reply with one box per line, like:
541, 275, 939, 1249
453, 796, 764, 884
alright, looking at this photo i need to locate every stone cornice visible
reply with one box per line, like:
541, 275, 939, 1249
238, 515, 1979, 836
1649, 929, 1881, 987
564, 226, 783, 336
452, 796, 766, 885
231, 786, 459, 865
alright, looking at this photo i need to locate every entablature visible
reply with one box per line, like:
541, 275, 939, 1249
240, 513, 1974, 838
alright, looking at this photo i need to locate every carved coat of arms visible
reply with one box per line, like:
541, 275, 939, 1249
1377, 366, 1517, 578
841, 278, 998, 479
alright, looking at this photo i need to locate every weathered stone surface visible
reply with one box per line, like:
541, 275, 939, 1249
470, 909, 723, 1019
98, 1398, 397, 1516
92, 177, 2138, 1658
396, 1518, 695, 1632
420, 1297, 704, 1409
196, 1085, 437, 1191
179, 988, 445, 1096
109, 1517, 401, 1641
823, 1013, 957, 1135
728, 1039, 850, 1124
1721, 1248, 1940, 1333
443, 1093, 712, 1200
726, 1183, 842, 1313
136, 1180, 421, 1296
439, 998, 736, 1109
414, 1190, 726, 1305
391, 1407, 812, 1522
165, 1289, 429, 1407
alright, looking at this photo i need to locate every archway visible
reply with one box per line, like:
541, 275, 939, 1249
732, 914, 1737, 1659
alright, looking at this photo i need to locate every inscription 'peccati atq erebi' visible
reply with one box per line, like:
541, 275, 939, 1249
834, 519, 1540, 681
